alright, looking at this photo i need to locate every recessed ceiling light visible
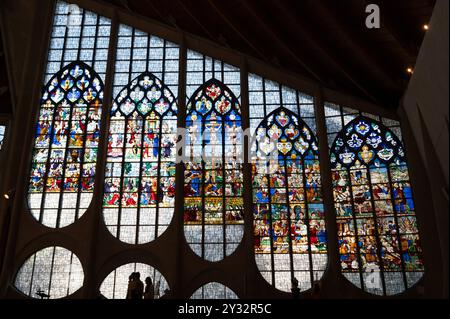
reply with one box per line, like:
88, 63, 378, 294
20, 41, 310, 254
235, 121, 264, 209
423, 24, 429, 30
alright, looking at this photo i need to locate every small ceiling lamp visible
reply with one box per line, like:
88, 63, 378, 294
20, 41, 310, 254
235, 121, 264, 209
406, 67, 414, 75
423, 24, 429, 31
3, 188, 15, 200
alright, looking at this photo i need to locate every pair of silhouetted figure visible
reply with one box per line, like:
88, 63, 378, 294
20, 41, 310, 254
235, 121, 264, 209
291, 277, 321, 299
126, 272, 154, 300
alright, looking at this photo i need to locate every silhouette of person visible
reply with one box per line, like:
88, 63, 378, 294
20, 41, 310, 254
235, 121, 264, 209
291, 277, 300, 299
126, 273, 135, 299
143, 276, 155, 300
126, 272, 144, 299
311, 281, 321, 299
133, 272, 144, 299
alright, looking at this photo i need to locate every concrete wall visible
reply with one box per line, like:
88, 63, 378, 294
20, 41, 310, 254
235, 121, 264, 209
401, 0, 449, 298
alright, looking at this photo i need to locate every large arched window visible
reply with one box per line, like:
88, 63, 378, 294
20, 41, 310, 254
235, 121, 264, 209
14, 246, 84, 299
103, 72, 177, 244
27, 0, 110, 228
184, 79, 244, 262
102, 23, 179, 244
330, 115, 424, 295
28, 62, 104, 228
252, 107, 327, 292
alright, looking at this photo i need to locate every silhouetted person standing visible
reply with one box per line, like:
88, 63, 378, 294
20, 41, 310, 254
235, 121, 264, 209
143, 276, 154, 300
126, 273, 135, 299
291, 277, 300, 299
133, 272, 144, 299
311, 281, 321, 299
126, 272, 144, 299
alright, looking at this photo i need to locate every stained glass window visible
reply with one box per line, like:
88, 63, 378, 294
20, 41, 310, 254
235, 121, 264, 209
17, 0, 430, 299
326, 103, 424, 296
112, 25, 179, 105
27, 1, 110, 228
14, 246, 84, 299
100, 262, 169, 299
249, 74, 327, 292
0, 125, 5, 150
45, 1, 110, 82
324, 103, 403, 148
103, 25, 179, 244
184, 79, 244, 262
186, 50, 240, 103
28, 62, 104, 228
190, 282, 238, 299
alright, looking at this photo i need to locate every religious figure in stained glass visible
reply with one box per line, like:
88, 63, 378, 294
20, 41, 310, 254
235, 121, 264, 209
28, 62, 103, 228
252, 107, 327, 292
103, 72, 177, 244
330, 116, 424, 296
184, 79, 244, 262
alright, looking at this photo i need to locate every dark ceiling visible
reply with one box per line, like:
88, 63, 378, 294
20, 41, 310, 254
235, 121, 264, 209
105, 0, 436, 108
0, 30, 12, 115
0, 0, 437, 116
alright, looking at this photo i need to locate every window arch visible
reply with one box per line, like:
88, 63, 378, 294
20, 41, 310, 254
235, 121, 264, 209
99, 262, 169, 299
190, 282, 238, 299
252, 107, 327, 292
330, 116, 424, 295
184, 79, 244, 262
103, 72, 177, 244
28, 61, 103, 228
14, 246, 84, 299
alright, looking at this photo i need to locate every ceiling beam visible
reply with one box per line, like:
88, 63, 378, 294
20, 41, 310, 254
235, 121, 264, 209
359, 0, 416, 62
310, 1, 401, 92
175, 0, 216, 42
240, 0, 326, 86
204, 0, 268, 63
270, 0, 380, 104
117, 0, 132, 12
144, 0, 178, 29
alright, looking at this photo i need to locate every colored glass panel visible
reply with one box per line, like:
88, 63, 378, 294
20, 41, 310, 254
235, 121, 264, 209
326, 104, 424, 296
184, 79, 244, 262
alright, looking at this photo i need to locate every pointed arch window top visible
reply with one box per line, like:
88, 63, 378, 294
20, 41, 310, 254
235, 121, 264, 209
111, 72, 177, 117
330, 116, 405, 168
187, 79, 241, 116
254, 107, 319, 158
43, 61, 104, 106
